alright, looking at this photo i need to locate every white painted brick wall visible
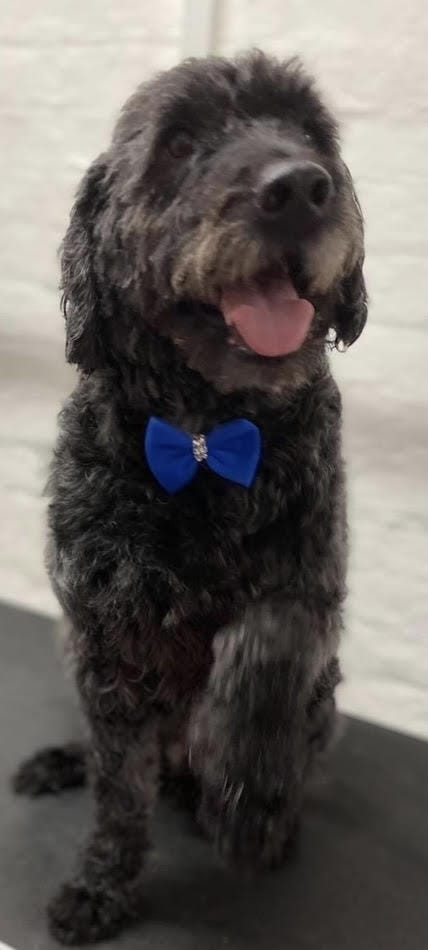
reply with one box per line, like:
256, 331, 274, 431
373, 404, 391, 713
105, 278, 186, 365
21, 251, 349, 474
0, 2, 427, 737
0, 0, 182, 343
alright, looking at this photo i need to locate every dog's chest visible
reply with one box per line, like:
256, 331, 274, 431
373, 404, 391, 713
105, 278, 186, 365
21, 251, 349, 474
139, 451, 297, 606
146, 479, 258, 581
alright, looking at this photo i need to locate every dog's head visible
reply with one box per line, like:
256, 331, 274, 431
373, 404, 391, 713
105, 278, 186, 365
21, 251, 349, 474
62, 52, 367, 393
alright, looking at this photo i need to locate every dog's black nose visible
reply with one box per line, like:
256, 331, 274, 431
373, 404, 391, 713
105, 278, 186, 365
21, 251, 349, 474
257, 160, 333, 227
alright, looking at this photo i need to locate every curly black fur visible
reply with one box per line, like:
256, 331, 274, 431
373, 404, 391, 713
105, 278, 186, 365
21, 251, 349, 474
14, 51, 367, 944
13, 742, 87, 796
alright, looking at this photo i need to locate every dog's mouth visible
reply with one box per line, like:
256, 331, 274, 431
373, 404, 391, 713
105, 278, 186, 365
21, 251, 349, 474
171, 252, 322, 364
220, 275, 314, 358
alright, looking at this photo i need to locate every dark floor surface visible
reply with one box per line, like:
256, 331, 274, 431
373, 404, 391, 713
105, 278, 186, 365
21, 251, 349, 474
1, 601, 427, 950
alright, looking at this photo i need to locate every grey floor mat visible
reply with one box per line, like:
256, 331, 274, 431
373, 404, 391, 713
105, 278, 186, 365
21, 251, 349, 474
0, 601, 427, 950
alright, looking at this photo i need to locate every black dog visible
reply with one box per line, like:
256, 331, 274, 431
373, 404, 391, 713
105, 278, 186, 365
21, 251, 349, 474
14, 52, 367, 944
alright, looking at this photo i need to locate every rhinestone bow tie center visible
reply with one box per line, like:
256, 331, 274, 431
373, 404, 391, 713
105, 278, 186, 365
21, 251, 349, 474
192, 434, 208, 463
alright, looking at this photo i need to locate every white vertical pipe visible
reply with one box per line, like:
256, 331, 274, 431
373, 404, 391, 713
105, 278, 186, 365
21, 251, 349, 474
181, 0, 219, 57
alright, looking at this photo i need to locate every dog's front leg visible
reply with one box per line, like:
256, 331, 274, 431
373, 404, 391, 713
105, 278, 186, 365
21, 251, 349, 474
48, 709, 159, 945
190, 596, 338, 868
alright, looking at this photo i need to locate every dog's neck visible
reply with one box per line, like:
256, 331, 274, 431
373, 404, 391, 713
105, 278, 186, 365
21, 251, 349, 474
106, 322, 329, 431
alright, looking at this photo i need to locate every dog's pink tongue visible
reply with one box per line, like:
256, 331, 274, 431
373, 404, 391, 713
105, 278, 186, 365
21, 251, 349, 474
221, 279, 314, 357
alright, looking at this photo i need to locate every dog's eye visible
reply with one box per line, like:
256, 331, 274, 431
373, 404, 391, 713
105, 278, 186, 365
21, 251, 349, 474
303, 130, 314, 145
168, 130, 195, 159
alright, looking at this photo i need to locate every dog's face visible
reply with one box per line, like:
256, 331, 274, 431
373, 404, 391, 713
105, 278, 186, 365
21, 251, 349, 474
62, 53, 367, 393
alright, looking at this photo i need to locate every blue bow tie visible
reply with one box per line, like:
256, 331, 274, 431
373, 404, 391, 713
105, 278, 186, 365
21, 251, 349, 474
144, 417, 261, 494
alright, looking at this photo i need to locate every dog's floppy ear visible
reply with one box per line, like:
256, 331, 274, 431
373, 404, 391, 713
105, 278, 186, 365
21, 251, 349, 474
330, 168, 368, 350
332, 255, 368, 350
61, 155, 109, 371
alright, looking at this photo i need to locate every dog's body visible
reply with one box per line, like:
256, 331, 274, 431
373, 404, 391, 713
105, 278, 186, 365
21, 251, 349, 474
14, 53, 367, 944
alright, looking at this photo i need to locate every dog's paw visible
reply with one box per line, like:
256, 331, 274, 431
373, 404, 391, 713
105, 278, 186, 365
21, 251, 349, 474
48, 883, 129, 945
199, 786, 297, 870
12, 745, 86, 797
